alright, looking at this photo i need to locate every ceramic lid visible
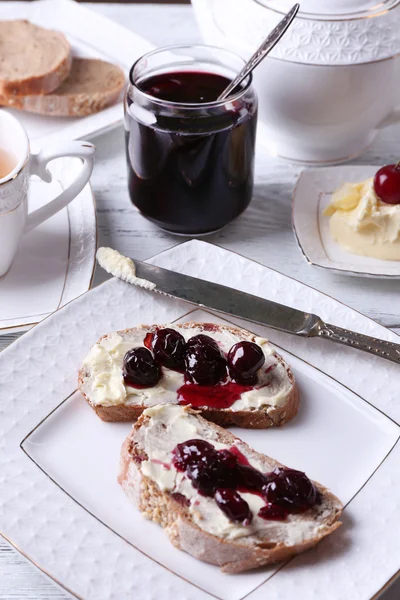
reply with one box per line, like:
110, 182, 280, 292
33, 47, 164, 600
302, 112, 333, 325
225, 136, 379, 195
212, 0, 400, 65
257, 0, 400, 20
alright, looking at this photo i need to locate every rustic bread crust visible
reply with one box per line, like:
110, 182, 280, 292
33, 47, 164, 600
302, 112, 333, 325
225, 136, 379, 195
0, 20, 71, 97
3, 58, 125, 117
78, 322, 300, 428
119, 410, 343, 573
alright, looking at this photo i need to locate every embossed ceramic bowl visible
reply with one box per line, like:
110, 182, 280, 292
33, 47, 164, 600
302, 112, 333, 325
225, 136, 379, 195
191, 0, 400, 164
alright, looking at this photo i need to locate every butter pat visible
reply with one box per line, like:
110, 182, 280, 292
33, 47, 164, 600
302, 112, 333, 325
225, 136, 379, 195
324, 179, 400, 260
96, 247, 156, 289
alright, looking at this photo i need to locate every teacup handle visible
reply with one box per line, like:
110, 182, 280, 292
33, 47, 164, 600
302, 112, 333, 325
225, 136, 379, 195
377, 108, 400, 130
25, 140, 95, 232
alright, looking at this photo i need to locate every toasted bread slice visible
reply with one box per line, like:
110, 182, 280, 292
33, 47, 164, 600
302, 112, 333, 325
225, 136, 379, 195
0, 20, 71, 97
3, 58, 125, 117
78, 322, 299, 428
119, 404, 343, 573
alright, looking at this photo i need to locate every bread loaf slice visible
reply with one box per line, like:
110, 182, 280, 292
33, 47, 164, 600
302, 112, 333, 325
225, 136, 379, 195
0, 20, 71, 97
119, 404, 343, 573
3, 58, 125, 117
78, 322, 299, 428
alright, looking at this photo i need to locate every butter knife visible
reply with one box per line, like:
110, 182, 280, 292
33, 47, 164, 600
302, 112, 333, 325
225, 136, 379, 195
104, 254, 400, 365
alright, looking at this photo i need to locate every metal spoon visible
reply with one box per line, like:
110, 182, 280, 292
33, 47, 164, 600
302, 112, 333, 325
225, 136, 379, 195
217, 3, 300, 101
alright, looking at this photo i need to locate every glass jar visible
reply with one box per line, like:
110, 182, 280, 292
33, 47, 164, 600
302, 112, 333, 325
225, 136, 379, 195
124, 44, 258, 236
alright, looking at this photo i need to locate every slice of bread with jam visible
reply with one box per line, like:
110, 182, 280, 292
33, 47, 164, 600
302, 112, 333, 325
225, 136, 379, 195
78, 322, 299, 428
119, 404, 343, 573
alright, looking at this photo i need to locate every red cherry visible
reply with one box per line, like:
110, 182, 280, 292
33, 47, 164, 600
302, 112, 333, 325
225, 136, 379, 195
152, 328, 186, 370
373, 163, 400, 205
122, 348, 161, 387
214, 488, 252, 525
228, 341, 265, 384
258, 503, 288, 521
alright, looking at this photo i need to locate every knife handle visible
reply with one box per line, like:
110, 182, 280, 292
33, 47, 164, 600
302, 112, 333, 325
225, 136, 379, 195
316, 322, 400, 365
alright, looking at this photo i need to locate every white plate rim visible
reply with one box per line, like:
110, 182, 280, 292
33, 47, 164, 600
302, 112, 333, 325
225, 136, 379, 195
292, 165, 400, 279
1, 239, 400, 600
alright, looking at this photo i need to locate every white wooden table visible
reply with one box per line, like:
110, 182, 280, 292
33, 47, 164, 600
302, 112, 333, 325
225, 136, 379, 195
1, 3, 400, 598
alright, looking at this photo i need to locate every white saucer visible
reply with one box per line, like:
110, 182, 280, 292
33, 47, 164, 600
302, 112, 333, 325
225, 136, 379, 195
292, 165, 400, 278
0, 157, 97, 334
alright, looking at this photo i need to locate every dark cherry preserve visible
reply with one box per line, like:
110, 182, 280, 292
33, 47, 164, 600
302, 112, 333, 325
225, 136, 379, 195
172, 440, 319, 523
125, 70, 257, 235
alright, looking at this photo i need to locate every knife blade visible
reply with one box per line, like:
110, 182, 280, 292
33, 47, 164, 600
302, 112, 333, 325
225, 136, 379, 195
131, 259, 400, 365
98, 249, 400, 366
134, 259, 320, 336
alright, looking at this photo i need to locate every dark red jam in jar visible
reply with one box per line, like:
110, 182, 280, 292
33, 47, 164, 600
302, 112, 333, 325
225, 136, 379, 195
125, 45, 258, 235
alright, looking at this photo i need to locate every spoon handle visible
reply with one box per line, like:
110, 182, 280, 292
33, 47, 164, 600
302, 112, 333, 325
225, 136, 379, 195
217, 3, 300, 101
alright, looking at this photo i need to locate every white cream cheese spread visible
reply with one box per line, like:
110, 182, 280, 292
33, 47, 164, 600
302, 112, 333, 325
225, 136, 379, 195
136, 405, 328, 543
80, 324, 292, 413
324, 178, 400, 260
96, 247, 156, 289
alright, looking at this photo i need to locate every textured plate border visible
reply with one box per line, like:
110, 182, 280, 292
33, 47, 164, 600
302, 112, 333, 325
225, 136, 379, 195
292, 165, 400, 279
1, 240, 400, 600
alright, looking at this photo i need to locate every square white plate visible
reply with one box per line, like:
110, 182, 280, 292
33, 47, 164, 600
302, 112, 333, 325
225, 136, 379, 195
1, 240, 400, 600
292, 165, 400, 278
0, 0, 154, 150
0, 157, 97, 334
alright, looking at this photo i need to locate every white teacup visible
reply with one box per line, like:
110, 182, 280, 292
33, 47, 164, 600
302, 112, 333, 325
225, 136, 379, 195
0, 110, 95, 276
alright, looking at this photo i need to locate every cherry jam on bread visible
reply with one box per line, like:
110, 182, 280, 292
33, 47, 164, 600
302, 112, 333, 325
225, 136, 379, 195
122, 329, 267, 408
172, 439, 318, 524
215, 488, 252, 526
177, 381, 253, 409
123, 347, 161, 387
228, 341, 265, 384
152, 328, 186, 370
184, 335, 227, 385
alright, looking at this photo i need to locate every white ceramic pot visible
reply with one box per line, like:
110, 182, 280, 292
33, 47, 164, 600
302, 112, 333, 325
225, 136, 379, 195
191, 0, 400, 164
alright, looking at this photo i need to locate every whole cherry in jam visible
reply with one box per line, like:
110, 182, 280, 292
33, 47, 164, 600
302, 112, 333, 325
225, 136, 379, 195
218, 448, 240, 470
238, 464, 267, 492
215, 488, 252, 525
173, 440, 238, 496
374, 163, 400, 205
263, 467, 317, 512
186, 458, 225, 496
228, 341, 265, 384
185, 449, 240, 496
152, 328, 186, 370
185, 334, 220, 352
173, 439, 217, 471
258, 503, 288, 521
184, 334, 227, 385
123, 347, 161, 387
